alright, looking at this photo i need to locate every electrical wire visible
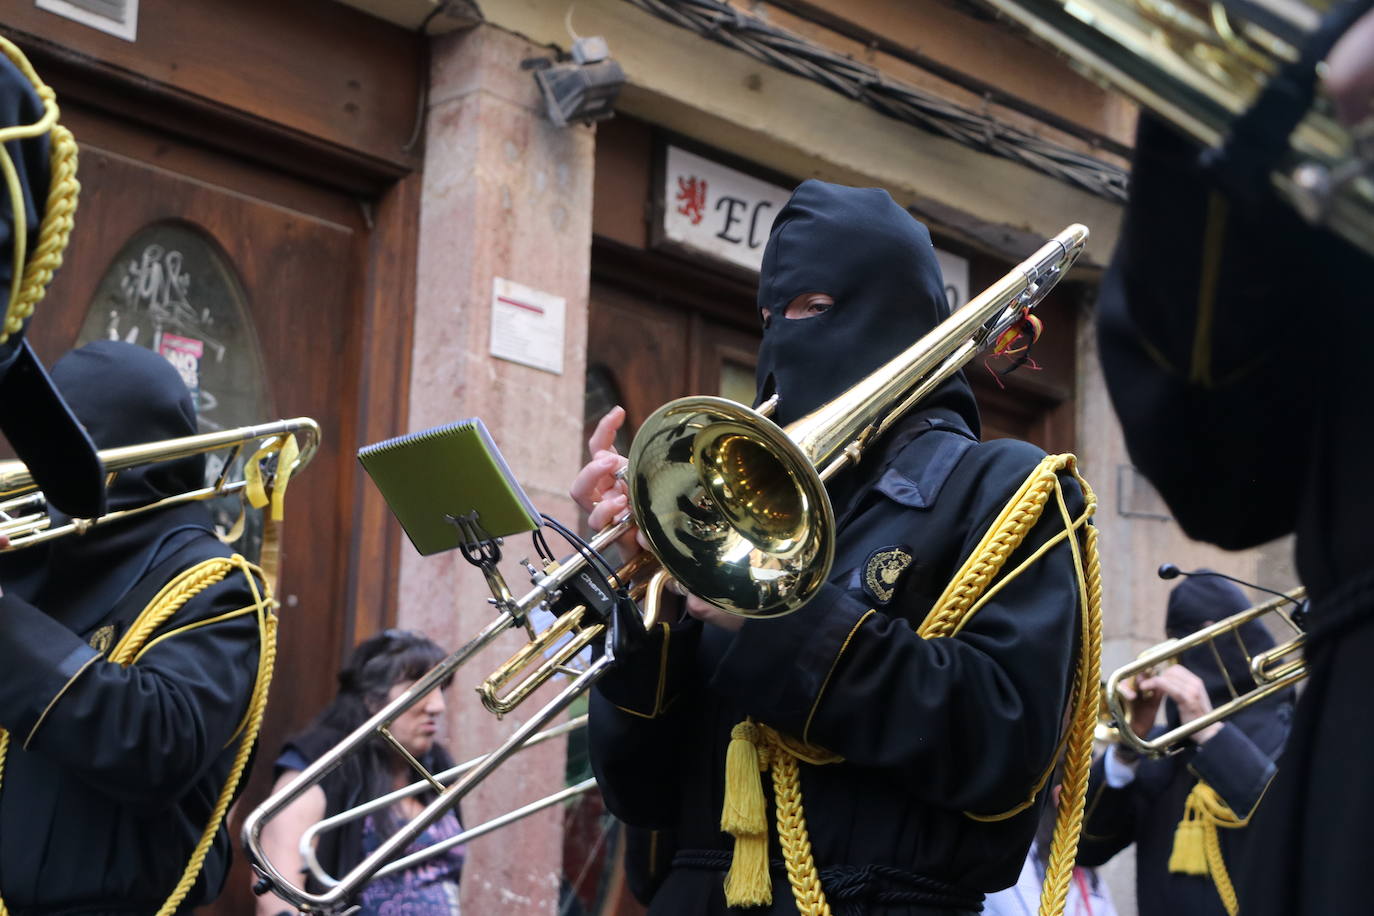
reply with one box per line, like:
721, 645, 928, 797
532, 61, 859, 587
620, 0, 1130, 202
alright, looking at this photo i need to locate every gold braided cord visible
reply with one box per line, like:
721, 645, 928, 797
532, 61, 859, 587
152, 556, 276, 916
0, 555, 276, 916
724, 455, 1102, 916
1035, 496, 1103, 916
1173, 781, 1249, 916
925, 454, 1103, 916
0, 37, 80, 345
771, 751, 832, 916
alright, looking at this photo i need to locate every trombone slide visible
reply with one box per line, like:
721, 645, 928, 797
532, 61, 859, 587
0, 417, 323, 550
1103, 587, 1307, 756
300, 716, 592, 887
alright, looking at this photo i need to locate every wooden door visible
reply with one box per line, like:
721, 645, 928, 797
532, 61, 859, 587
25, 108, 369, 915
564, 260, 761, 916
583, 275, 761, 446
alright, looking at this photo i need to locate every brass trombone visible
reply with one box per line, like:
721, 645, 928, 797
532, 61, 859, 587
243, 224, 1089, 914
299, 716, 594, 888
0, 417, 322, 549
1103, 586, 1307, 756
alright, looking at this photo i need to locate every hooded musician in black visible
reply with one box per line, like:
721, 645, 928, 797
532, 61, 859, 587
0, 341, 270, 914
1078, 575, 1293, 916
576, 180, 1092, 915
1096, 87, 1373, 909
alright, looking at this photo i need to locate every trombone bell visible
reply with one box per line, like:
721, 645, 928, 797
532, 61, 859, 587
629, 397, 834, 616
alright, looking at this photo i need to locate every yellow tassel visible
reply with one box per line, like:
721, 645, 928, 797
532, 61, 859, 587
724, 831, 772, 907
722, 722, 767, 835
1168, 812, 1209, 876
721, 720, 772, 907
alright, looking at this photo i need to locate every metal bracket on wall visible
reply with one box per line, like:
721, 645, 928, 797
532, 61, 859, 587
1116, 464, 1172, 521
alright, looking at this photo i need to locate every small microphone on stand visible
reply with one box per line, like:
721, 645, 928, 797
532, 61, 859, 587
1157, 563, 1307, 627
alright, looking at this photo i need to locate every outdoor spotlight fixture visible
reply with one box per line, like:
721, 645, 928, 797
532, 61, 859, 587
527, 36, 625, 128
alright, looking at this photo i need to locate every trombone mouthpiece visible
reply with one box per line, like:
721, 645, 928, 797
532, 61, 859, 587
1158, 563, 1182, 580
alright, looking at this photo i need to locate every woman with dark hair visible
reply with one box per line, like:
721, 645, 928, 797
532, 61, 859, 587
255, 629, 464, 916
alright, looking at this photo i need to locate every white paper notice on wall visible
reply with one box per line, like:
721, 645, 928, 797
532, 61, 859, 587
36, 0, 139, 41
490, 277, 566, 375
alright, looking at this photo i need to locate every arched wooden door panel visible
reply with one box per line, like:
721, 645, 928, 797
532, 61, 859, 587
23, 125, 367, 915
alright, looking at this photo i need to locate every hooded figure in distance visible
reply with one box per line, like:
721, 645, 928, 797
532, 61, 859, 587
1078, 572, 1293, 916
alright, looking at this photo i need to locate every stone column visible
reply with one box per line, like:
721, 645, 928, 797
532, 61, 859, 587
399, 23, 596, 915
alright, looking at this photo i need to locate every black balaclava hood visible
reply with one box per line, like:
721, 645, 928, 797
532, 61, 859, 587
48, 340, 204, 509
0, 341, 211, 633
1166, 572, 1276, 705
754, 180, 980, 436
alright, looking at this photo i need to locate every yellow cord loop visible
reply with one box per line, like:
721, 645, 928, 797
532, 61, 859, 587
721, 720, 842, 912
0, 36, 80, 345
0, 555, 276, 916
719, 454, 1102, 916
245, 432, 300, 592
1168, 782, 1248, 916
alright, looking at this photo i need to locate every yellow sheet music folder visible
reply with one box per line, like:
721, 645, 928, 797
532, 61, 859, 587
358, 418, 540, 556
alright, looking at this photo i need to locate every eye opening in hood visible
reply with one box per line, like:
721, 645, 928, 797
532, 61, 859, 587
784, 291, 835, 320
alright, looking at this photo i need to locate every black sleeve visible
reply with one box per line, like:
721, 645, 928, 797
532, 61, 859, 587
712, 457, 1085, 816
1189, 723, 1279, 818
588, 618, 703, 829
0, 570, 263, 810
1096, 114, 1323, 549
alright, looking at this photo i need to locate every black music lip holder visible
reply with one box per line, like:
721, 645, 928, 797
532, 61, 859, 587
446, 510, 524, 616
448, 510, 501, 567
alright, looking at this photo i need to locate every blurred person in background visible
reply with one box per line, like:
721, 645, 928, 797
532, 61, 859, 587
1076, 575, 1293, 916
255, 629, 464, 916
985, 782, 1119, 916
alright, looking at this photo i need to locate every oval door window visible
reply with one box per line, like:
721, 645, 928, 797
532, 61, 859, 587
75, 221, 272, 560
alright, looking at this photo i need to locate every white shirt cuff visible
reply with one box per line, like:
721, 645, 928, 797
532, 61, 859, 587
1104, 746, 1140, 788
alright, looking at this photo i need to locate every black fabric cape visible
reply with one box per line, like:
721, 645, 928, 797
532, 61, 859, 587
1095, 113, 1374, 915
591, 181, 1086, 915
0, 342, 263, 914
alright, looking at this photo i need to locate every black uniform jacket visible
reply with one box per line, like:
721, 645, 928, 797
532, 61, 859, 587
590, 408, 1086, 915
1078, 699, 1290, 916
0, 504, 263, 915
0, 341, 265, 915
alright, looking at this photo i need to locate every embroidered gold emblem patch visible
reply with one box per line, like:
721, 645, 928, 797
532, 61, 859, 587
88, 624, 116, 654
864, 547, 913, 603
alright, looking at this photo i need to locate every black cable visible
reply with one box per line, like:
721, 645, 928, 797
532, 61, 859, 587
621, 0, 1129, 202
532, 527, 555, 564
541, 513, 620, 583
